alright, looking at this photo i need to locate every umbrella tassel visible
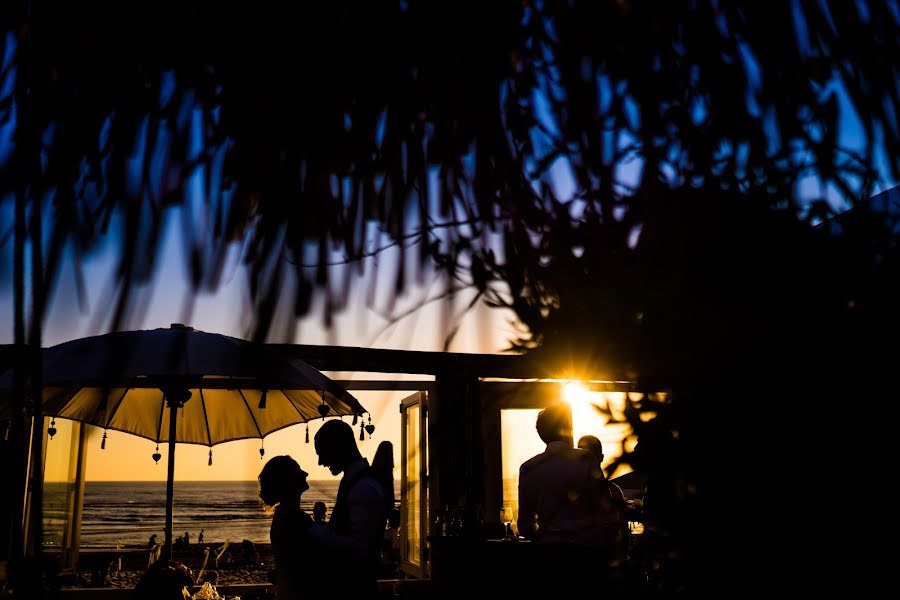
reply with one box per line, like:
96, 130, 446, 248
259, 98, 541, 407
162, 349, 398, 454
305, 423, 309, 444
360, 422, 365, 441
101, 430, 107, 450
259, 442, 265, 459
208, 449, 213, 466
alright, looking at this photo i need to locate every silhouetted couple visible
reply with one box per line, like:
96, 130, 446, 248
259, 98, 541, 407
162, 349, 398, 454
258, 420, 387, 600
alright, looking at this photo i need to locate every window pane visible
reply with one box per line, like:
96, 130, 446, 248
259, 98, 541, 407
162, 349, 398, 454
500, 409, 542, 532
570, 391, 633, 478
500, 397, 633, 531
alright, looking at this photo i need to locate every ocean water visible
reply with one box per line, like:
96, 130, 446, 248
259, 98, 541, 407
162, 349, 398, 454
71, 480, 355, 547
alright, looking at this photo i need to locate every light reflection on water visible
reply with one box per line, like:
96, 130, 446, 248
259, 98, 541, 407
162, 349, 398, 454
45, 480, 399, 547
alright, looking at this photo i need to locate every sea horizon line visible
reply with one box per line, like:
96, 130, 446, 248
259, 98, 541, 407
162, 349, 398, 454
80, 478, 339, 483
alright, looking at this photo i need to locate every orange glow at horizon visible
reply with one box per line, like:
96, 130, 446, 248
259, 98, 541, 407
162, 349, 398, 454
78, 390, 408, 482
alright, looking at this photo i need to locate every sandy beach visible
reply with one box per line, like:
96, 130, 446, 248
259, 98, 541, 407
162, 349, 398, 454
79, 542, 275, 589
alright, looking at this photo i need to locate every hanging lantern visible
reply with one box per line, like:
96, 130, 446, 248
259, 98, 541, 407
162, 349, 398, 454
258, 389, 268, 410
101, 430, 108, 450
152, 445, 161, 464
305, 423, 310, 444
365, 413, 375, 436
318, 390, 330, 419
48, 418, 57, 439
208, 449, 213, 466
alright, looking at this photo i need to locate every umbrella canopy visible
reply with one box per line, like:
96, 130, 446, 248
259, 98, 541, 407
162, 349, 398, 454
0, 324, 368, 559
2, 325, 366, 444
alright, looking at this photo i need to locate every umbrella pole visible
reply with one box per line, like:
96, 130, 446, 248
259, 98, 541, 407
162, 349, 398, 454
162, 394, 181, 562
163, 389, 191, 560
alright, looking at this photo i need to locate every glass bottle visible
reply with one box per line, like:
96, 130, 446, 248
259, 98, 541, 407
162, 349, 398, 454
433, 508, 444, 538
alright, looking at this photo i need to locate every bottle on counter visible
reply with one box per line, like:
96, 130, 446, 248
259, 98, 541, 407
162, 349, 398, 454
432, 508, 444, 538
452, 504, 467, 537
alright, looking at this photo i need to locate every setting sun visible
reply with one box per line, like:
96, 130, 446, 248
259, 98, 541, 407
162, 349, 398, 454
562, 381, 590, 406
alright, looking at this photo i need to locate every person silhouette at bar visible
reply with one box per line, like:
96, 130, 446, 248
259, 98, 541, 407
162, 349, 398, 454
518, 404, 615, 595
133, 560, 194, 600
371, 440, 396, 516
313, 501, 327, 524
578, 434, 631, 561
312, 419, 386, 599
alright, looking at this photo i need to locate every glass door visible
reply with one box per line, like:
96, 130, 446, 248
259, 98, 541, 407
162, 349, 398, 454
399, 391, 428, 578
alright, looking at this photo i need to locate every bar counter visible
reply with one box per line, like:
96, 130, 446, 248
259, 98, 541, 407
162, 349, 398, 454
429, 535, 617, 598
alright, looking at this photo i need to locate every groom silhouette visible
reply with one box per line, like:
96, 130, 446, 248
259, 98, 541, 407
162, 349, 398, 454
313, 419, 386, 598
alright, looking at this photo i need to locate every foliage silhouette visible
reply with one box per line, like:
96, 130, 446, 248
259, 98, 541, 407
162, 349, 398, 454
2, 1, 899, 595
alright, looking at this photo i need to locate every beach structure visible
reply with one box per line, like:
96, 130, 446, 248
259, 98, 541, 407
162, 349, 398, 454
2, 340, 654, 597
271, 343, 651, 589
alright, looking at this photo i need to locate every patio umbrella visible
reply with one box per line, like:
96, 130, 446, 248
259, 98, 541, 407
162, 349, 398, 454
0, 324, 369, 560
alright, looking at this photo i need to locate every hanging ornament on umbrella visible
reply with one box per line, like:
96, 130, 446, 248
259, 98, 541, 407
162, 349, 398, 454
259, 441, 265, 459
208, 448, 213, 466
318, 390, 330, 419
101, 429, 108, 449
305, 422, 310, 444
359, 420, 365, 441
48, 418, 57, 439
152, 444, 162, 464
365, 413, 376, 436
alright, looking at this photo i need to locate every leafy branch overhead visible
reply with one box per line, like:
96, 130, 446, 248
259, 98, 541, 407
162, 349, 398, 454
1, 1, 898, 372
